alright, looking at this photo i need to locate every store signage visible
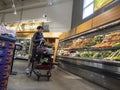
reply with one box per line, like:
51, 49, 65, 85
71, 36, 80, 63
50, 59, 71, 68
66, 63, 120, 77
20, 22, 43, 31
23, 24, 37, 30
6, 22, 43, 31
94, 0, 114, 11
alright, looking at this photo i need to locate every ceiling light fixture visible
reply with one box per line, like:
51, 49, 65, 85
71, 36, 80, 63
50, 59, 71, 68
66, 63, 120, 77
48, 0, 54, 5
11, 0, 17, 15
42, 14, 50, 22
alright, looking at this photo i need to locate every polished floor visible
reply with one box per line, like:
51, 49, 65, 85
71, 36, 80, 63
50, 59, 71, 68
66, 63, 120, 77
7, 60, 107, 90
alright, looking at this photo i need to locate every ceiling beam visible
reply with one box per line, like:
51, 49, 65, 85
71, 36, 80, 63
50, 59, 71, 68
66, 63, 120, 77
1, 0, 8, 5
0, 0, 71, 14
0, 1, 47, 14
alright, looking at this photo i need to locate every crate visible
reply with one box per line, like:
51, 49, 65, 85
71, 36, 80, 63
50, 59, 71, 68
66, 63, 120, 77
0, 71, 9, 79
0, 86, 7, 90
0, 57, 12, 65
0, 65, 11, 72
0, 41, 8, 48
0, 78, 8, 87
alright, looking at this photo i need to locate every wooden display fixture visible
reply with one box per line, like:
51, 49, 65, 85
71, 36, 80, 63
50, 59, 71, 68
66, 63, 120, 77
59, 32, 68, 40
16, 31, 62, 62
76, 5, 120, 35
16, 31, 62, 38
93, 5, 120, 28
76, 19, 93, 34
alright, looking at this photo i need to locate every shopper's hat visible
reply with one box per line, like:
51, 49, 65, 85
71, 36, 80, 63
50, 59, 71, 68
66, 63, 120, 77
37, 26, 44, 30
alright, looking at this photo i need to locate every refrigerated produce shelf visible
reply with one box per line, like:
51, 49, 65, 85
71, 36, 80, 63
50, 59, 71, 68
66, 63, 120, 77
57, 55, 120, 89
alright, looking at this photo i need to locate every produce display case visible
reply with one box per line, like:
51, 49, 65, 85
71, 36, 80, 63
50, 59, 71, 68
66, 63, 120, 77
15, 38, 30, 60
0, 35, 16, 90
57, 24, 120, 90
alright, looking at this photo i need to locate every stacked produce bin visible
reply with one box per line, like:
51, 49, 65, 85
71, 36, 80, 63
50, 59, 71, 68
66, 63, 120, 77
0, 35, 16, 90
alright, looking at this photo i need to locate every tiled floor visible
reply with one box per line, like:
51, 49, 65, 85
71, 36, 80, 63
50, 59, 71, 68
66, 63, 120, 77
7, 60, 107, 90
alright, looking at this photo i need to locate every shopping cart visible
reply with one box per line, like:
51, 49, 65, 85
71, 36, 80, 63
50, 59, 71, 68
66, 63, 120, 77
29, 40, 53, 81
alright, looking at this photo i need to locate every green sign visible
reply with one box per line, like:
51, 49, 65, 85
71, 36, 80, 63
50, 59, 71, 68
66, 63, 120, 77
94, 0, 114, 11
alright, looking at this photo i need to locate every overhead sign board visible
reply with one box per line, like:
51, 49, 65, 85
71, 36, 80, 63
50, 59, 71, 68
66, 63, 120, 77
94, 0, 114, 11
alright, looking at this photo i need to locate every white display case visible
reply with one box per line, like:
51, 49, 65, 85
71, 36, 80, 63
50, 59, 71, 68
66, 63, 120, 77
15, 38, 31, 60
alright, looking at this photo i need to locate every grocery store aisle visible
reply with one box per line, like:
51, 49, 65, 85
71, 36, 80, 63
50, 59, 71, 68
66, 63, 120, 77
7, 60, 107, 90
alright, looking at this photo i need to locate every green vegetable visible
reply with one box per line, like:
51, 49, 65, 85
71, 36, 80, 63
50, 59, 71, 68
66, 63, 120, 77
112, 43, 120, 47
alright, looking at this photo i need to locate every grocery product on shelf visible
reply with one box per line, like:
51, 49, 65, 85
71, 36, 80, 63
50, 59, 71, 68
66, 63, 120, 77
57, 31, 120, 61
0, 25, 16, 37
105, 49, 120, 61
112, 42, 120, 47
92, 31, 120, 48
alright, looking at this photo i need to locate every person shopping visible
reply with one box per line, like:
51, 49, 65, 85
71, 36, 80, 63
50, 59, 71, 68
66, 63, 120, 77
26, 26, 45, 74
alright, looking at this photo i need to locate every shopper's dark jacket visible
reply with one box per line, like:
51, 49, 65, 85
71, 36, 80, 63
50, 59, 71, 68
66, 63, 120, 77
32, 32, 44, 46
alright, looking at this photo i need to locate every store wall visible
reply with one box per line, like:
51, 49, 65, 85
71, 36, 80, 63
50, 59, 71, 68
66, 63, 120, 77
71, 0, 83, 29
71, 0, 120, 29
2, 0, 73, 32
